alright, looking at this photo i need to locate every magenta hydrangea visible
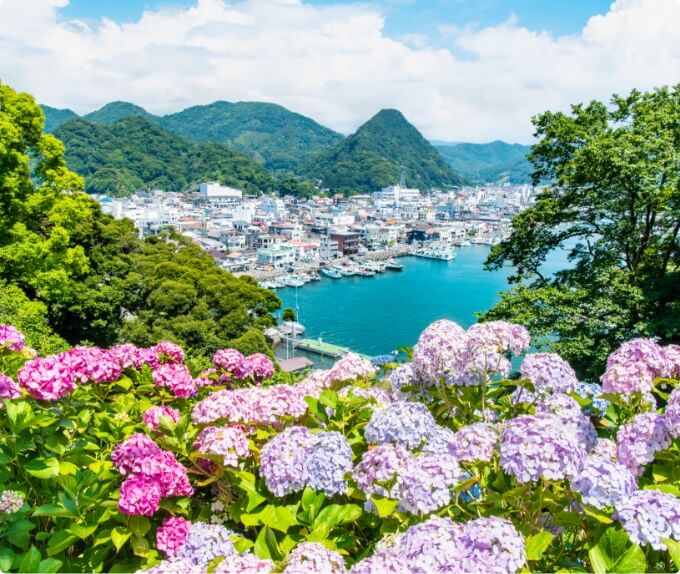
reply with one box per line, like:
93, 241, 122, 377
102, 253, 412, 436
119, 474, 162, 516
242, 353, 275, 381
129, 451, 193, 498
570, 454, 637, 509
213, 349, 247, 378
152, 363, 197, 398
412, 320, 469, 385
157, 516, 191, 556
194, 426, 250, 467
112, 433, 163, 474
143, 406, 181, 430
0, 374, 22, 400
110, 343, 142, 369
601, 338, 670, 395
154, 341, 184, 364
519, 353, 578, 394
283, 542, 346, 574
615, 490, 680, 550
0, 325, 25, 351
450, 422, 498, 462
62, 346, 123, 383
616, 412, 670, 476
17, 354, 76, 401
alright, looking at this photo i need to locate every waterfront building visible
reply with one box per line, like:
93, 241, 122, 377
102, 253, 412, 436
319, 236, 340, 260
256, 245, 295, 269
199, 182, 243, 199
330, 231, 360, 256
373, 184, 420, 206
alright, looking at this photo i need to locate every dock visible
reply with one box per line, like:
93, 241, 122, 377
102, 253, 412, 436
283, 336, 370, 360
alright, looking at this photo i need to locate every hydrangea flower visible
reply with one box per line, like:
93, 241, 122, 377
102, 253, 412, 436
664, 385, 680, 438
110, 343, 143, 370
519, 353, 578, 394
112, 433, 163, 474
143, 406, 181, 430
386, 364, 414, 392
130, 451, 193, 498
398, 453, 462, 515
466, 321, 531, 356
0, 490, 25, 513
450, 422, 498, 462
452, 517, 526, 574
214, 553, 275, 574
0, 374, 22, 400
337, 386, 392, 408
601, 338, 669, 395
136, 557, 203, 574
364, 401, 436, 449
352, 443, 412, 500
62, 346, 123, 383
535, 393, 597, 450
615, 490, 680, 550
325, 352, 376, 384
574, 382, 610, 416
213, 349, 247, 379
570, 455, 637, 509
616, 412, 670, 476
157, 516, 192, 557
421, 425, 457, 456
0, 325, 25, 351
152, 363, 197, 398
119, 474, 162, 516
194, 426, 250, 468
500, 414, 586, 483
260, 426, 316, 497
283, 542, 346, 574
176, 522, 237, 568
456, 347, 511, 386
370, 354, 395, 368
591, 438, 618, 461
17, 354, 76, 401
349, 548, 410, 574
154, 341, 184, 364
412, 320, 469, 386
242, 353, 275, 381
663, 345, 680, 379
305, 431, 353, 496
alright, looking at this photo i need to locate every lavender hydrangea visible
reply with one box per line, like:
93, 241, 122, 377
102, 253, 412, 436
305, 431, 353, 496
364, 401, 436, 449
412, 320, 468, 386
664, 385, 680, 438
535, 393, 597, 450
601, 338, 670, 395
421, 425, 457, 455
0, 490, 25, 513
466, 320, 531, 356
615, 490, 680, 550
352, 443, 411, 501
663, 344, 680, 379
194, 426, 250, 468
398, 453, 462, 515
575, 382, 610, 416
500, 414, 586, 483
325, 352, 376, 384
591, 438, 618, 461
519, 353, 578, 394
452, 517, 526, 574
450, 422, 498, 462
176, 522, 237, 568
283, 542, 346, 574
570, 455, 637, 508
137, 558, 203, 574
213, 553, 275, 574
349, 548, 410, 574
260, 426, 315, 497
616, 412, 670, 476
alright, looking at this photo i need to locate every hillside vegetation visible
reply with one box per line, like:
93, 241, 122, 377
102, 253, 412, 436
436, 141, 533, 184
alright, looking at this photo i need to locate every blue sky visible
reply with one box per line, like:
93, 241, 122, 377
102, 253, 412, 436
59, 0, 614, 39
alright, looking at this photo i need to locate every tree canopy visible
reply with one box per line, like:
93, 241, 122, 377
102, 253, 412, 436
0, 84, 280, 356
482, 85, 680, 378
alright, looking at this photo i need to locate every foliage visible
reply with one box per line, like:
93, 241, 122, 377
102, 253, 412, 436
303, 109, 464, 194
1, 84, 280, 357
282, 308, 297, 322
2, 319, 680, 573
436, 140, 533, 184
40, 106, 77, 133
82, 101, 158, 126
483, 85, 680, 378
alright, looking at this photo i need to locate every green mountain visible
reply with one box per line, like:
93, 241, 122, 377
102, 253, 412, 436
159, 101, 343, 172
41, 105, 78, 132
82, 101, 159, 125
435, 141, 533, 184
304, 109, 463, 194
54, 116, 276, 196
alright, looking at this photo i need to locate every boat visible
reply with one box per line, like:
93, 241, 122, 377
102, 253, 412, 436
355, 267, 375, 277
337, 266, 357, 276
385, 259, 404, 271
285, 274, 307, 287
259, 280, 277, 289
321, 268, 342, 279
413, 244, 457, 261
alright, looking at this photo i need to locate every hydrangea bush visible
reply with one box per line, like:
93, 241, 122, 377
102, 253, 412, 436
2, 322, 680, 573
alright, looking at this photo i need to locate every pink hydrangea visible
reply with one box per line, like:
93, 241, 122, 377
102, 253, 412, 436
412, 320, 469, 385
17, 355, 76, 401
243, 353, 275, 381
0, 374, 22, 399
213, 349, 247, 379
466, 321, 531, 356
520, 353, 578, 394
194, 426, 250, 467
152, 363, 197, 398
143, 406, 181, 430
154, 341, 185, 364
664, 345, 680, 379
616, 412, 670, 476
0, 325, 25, 352
130, 451, 193, 498
110, 343, 142, 369
195, 368, 218, 387
157, 516, 191, 557
601, 338, 670, 395
119, 474, 162, 516
112, 433, 163, 474
325, 352, 376, 384
62, 346, 123, 383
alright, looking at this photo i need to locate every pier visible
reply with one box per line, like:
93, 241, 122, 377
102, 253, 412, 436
281, 335, 370, 360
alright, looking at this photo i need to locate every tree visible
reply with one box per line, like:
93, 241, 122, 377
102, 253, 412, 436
481, 85, 680, 378
282, 308, 297, 322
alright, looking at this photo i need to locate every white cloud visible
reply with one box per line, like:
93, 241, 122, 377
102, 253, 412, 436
0, 0, 678, 143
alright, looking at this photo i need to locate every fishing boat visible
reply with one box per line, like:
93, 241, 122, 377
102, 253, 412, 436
413, 244, 457, 261
321, 268, 342, 279
385, 259, 404, 271
285, 274, 307, 288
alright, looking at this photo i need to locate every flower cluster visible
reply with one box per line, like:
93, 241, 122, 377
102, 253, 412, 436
574, 381, 610, 416
614, 490, 680, 550
63, 346, 123, 384
213, 349, 247, 378
519, 352, 578, 394
466, 320, 531, 356
616, 412, 670, 476
283, 542, 346, 574
152, 363, 197, 398
601, 338, 670, 395
449, 422, 498, 462
17, 354, 77, 401
156, 516, 192, 557
243, 353, 275, 381
194, 426, 250, 468
412, 320, 468, 385
0, 373, 22, 400
325, 352, 376, 383
176, 522, 237, 568
535, 393, 597, 450
664, 385, 680, 438
0, 325, 25, 351
112, 433, 193, 516
570, 454, 636, 508
143, 405, 181, 430
364, 401, 436, 449
212, 349, 275, 381
215, 553, 275, 574
0, 490, 25, 513
154, 340, 184, 364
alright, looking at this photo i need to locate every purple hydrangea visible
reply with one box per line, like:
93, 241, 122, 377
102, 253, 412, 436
352, 443, 411, 500
0, 490, 25, 513
452, 517, 526, 574
213, 349, 247, 379
243, 353, 275, 381
500, 415, 586, 483
349, 548, 410, 574
616, 412, 670, 476
614, 490, 680, 550
386, 364, 415, 392
398, 453, 462, 515
574, 382, 610, 416
570, 454, 637, 509
260, 426, 315, 497
305, 431, 353, 496
601, 338, 670, 395
176, 522, 237, 568
519, 353, 578, 394
591, 438, 617, 461
283, 542, 346, 574
364, 401, 436, 449
466, 320, 531, 356
450, 422, 498, 462
213, 553, 275, 574
664, 385, 680, 438
663, 345, 680, 379
421, 425, 457, 456
412, 320, 468, 386
136, 557, 203, 574
535, 393, 597, 450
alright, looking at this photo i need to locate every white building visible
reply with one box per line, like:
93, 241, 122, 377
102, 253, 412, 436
374, 184, 421, 206
319, 236, 340, 260
199, 182, 243, 199
256, 245, 295, 269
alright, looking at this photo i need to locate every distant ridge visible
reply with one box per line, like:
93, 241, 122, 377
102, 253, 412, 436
303, 109, 464, 194
42, 105, 78, 132
436, 141, 533, 184
82, 101, 158, 125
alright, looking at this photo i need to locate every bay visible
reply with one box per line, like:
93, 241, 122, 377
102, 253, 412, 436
276, 244, 569, 358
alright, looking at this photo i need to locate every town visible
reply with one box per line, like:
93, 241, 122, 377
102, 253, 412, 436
98, 180, 538, 288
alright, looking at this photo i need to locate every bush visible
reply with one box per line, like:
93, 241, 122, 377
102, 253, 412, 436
1, 321, 680, 573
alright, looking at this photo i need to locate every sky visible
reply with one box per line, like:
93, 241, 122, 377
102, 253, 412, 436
0, 0, 678, 143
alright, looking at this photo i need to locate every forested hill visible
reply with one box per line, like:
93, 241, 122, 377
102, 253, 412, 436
303, 109, 464, 194
53, 116, 277, 196
436, 141, 533, 184
82, 101, 159, 125
42, 105, 78, 132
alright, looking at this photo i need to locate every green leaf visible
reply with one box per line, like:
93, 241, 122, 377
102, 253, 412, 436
301, 487, 325, 520
131, 534, 150, 557
33, 503, 74, 518
68, 523, 98, 540
58, 461, 79, 476
582, 505, 613, 524
313, 504, 362, 531
5, 401, 35, 433
47, 531, 79, 556
128, 516, 151, 538
111, 526, 131, 552
3, 519, 36, 537
19, 545, 41, 573
37, 558, 63, 573
526, 530, 554, 561
663, 538, 680, 570
589, 528, 646, 574
0, 548, 15, 571
260, 506, 298, 534
24, 457, 60, 480
610, 545, 646, 574
369, 496, 399, 518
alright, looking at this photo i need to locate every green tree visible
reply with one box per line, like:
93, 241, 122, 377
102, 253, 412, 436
282, 307, 297, 322
482, 85, 680, 378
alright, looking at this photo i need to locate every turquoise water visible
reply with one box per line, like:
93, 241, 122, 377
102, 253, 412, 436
277, 244, 568, 358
